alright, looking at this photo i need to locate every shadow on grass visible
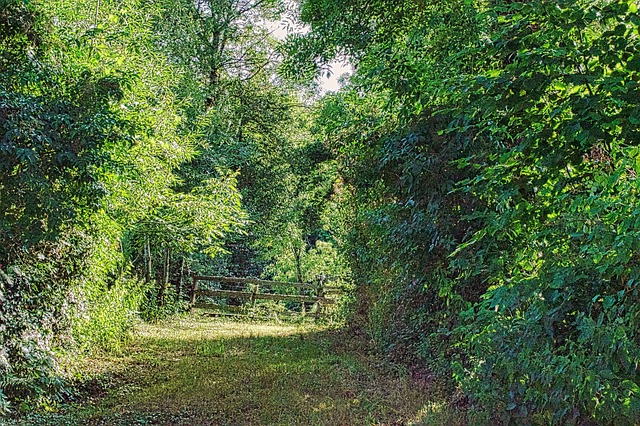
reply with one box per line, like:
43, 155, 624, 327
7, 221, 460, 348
11, 316, 467, 426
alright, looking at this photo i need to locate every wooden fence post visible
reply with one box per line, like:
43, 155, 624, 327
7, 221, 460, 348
315, 274, 326, 321
251, 283, 259, 308
190, 274, 198, 310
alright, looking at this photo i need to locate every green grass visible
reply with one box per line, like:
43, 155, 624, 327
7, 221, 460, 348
8, 314, 466, 425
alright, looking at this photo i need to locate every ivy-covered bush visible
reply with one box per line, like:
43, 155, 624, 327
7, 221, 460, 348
1, 0, 153, 413
0, 257, 70, 413
0, 233, 90, 412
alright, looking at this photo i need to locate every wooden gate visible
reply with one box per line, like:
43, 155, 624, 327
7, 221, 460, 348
189, 274, 341, 319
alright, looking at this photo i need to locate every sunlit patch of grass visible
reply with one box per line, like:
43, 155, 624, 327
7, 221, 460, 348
408, 401, 467, 426
12, 315, 467, 425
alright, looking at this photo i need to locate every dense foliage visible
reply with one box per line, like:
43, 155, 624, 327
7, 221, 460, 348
286, 0, 640, 423
0, 0, 346, 414
4, 0, 640, 423
0, 0, 282, 413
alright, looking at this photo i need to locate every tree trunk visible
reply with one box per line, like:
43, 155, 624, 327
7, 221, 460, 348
177, 257, 185, 301
144, 237, 152, 284
293, 246, 303, 284
158, 246, 171, 306
292, 245, 305, 313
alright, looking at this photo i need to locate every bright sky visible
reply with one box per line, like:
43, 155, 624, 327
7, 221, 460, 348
266, 20, 352, 93
318, 62, 351, 92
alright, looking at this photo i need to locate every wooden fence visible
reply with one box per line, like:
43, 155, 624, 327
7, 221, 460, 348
189, 274, 341, 319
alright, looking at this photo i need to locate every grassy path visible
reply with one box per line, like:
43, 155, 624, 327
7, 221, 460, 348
13, 315, 463, 425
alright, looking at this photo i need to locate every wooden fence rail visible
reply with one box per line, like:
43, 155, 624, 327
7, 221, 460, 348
191, 275, 318, 290
189, 274, 341, 318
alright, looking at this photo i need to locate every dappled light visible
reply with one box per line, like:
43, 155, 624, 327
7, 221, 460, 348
15, 316, 445, 425
3, 0, 640, 423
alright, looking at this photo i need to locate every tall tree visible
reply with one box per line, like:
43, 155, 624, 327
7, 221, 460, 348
0, 0, 250, 411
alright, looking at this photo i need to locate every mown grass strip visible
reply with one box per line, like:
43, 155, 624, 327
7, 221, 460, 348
11, 315, 466, 426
